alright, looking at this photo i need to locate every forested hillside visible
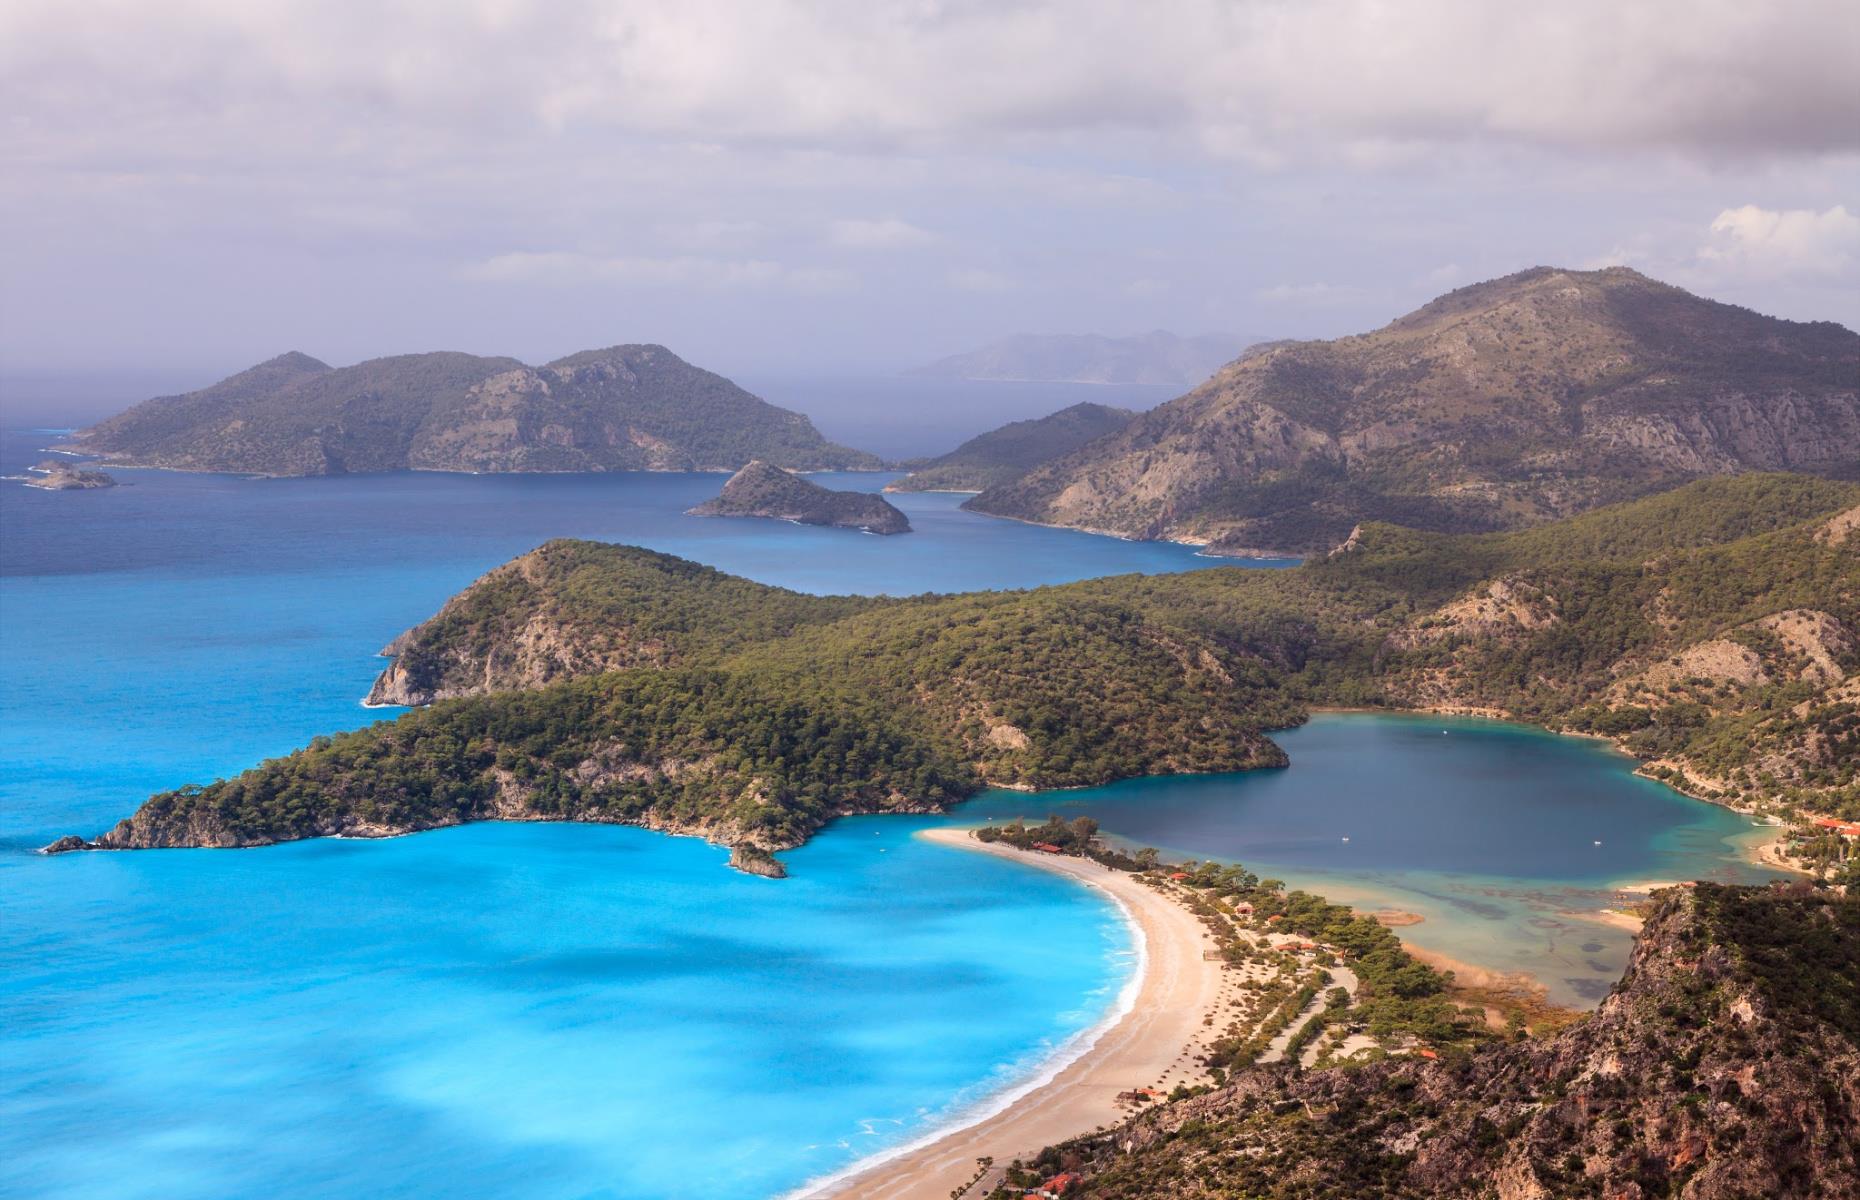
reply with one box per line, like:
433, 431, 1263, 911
53, 475, 1860, 868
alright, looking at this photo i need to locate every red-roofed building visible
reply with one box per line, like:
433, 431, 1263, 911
1169, 871, 1189, 880
1812, 818, 1860, 839
1032, 1171, 1083, 1196
1032, 842, 1065, 853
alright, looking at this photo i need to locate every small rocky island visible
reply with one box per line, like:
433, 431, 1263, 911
22, 460, 118, 490
688, 460, 911, 534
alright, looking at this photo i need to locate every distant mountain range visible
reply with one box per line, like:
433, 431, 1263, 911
59, 345, 880, 476
909, 331, 1255, 386
967, 267, 1860, 555
887, 401, 1136, 493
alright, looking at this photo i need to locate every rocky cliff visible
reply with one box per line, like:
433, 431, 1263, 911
1027, 882, 1859, 1199
60, 345, 879, 476
687, 460, 910, 533
969, 268, 1860, 555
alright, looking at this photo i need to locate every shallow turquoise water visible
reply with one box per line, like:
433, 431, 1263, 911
0, 426, 1780, 1196
3, 819, 1129, 1200
3, 431, 1207, 1200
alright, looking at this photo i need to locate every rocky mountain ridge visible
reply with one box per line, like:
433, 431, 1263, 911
968, 267, 1860, 555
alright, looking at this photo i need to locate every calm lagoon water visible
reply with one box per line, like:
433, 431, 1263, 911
958, 712, 1781, 1006
0, 426, 1777, 1196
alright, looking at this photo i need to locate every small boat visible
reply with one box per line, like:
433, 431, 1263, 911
1341, 836, 1351, 843
1593, 840, 1603, 846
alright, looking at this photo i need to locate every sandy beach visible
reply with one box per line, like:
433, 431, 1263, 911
803, 828, 1229, 1200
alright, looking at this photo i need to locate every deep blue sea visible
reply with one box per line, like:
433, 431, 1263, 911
0, 427, 1781, 1197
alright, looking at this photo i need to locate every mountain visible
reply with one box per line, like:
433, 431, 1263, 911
48, 475, 1860, 873
59, 345, 880, 476
1026, 881, 1860, 1200
968, 268, 1860, 556
911, 331, 1253, 386
887, 401, 1137, 492
687, 460, 911, 534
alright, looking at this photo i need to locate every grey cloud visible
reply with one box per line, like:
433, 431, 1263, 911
4, 1, 1856, 168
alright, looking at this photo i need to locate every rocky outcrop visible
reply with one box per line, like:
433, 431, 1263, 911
59, 345, 879, 476
968, 267, 1860, 555
21, 460, 117, 490
688, 461, 911, 533
728, 845, 788, 878
1049, 883, 1860, 1199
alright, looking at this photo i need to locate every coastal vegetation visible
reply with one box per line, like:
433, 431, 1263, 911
58, 344, 880, 475
995, 882, 1860, 1199
54, 473, 1860, 868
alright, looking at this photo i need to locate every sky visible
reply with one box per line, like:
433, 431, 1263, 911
2, 0, 1857, 395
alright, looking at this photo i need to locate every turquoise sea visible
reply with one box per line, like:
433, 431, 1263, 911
0, 427, 1782, 1197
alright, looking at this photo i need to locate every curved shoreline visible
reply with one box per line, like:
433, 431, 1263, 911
797, 828, 1227, 1200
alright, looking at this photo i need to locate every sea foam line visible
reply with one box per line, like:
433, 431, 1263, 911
781, 852, 1148, 1200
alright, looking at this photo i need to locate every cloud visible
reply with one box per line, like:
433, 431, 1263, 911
1699, 204, 1860, 278
4, 1, 1855, 175
826, 218, 934, 250
460, 252, 854, 293
1256, 282, 1365, 306
946, 267, 1016, 293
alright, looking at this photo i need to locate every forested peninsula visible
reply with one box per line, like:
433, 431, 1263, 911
49, 474, 1860, 873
